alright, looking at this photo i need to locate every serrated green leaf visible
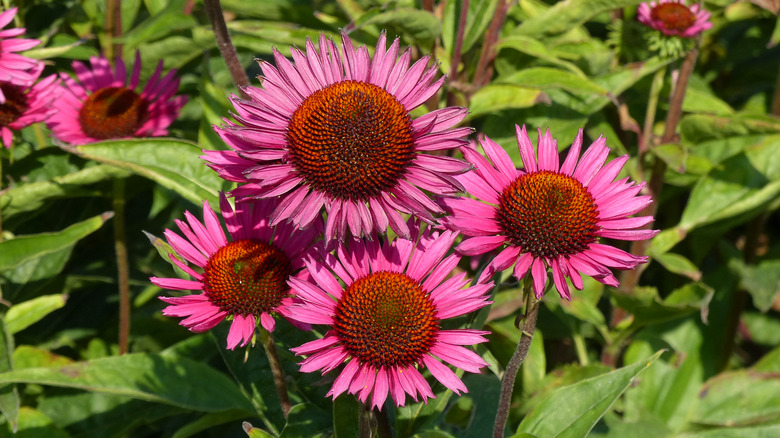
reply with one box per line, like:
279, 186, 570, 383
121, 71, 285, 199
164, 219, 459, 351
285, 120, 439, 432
72, 139, 228, 208
0, 213, 111, 272
357, 8, 441, 43
517, 351, 662, 437
5, 295, 67, 335
682, 87, 734, 116
0, 353, 254, 413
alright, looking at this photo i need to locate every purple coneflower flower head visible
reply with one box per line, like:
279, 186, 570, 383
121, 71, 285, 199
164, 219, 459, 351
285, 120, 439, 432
289, 222, 492, 409
47, 52, 187, 144
151, 193, 322, 350
0, 64, 60, 148
441, 126, 660, 300
0, 7, 42, 104
638, 0, 712, 38
203, 31, 472, 241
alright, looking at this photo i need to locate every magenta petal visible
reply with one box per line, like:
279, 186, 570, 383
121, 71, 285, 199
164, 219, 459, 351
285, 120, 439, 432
422, 355, 467, 394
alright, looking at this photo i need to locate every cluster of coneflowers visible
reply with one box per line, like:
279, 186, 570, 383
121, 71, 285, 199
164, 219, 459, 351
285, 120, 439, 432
0, 0, 711, 417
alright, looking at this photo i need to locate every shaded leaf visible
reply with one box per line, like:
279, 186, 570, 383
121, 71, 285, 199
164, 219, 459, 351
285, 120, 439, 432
0, 213, 112, 272
5, 295, 67, 335
279, 403, 332, 438
0, 353, 255, 413
729, 259, 780, 312
468, 85, 543, 119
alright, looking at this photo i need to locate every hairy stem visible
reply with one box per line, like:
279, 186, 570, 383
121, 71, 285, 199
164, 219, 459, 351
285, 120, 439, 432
358, 402, 371, 438
639, 66, 667, 156
105, 0, 123, 63
258, 327, 291, 418
375, 407, 393, 438
493, 282, 539, 438
203, 0, 250, 96
473, 0, 514, 89
114, 178, 130, 355
446, 0, 469, 107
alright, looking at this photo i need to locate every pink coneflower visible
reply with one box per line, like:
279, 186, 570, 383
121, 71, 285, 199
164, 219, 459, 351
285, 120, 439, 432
204, 32, 472, 241
638, 0, 712, 38
151, 193, 322, 350
0, 64, 60, 148
289, 222, 492, 409
0, 7, 42, 104
47, 52, 187, 145
441, 126, 659, 299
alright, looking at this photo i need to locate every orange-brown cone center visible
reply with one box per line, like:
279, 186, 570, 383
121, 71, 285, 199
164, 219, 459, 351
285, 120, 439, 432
0, 84, 28, 127
202, 239, 292, 317
497, 171, 599, 259
286, 80, 416, 201
334, 271, 439, 368
78, 87, 148, 139
651, 3, 696, 31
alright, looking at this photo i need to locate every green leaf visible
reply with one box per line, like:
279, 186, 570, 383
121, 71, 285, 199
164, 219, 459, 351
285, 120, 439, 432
72, 138, 229, 208
462, 374, 501, 438
171, 410, 254, 438
120, 0, 196, 49
678, 423, 780, 438
0, 407, 69, 438
682, 87, 734, 116
467, 85, 543, 119
0, 213, 111, 272
198, 79, 233, 151
514, 0, 644, 38
729, 259, 780, 312
357, 8, 441, 44
694, 370, 780, 426
496, 35, 587, 77
497, 67, 608, 95
279, 403, 332, 438
611, 283, 713, 329
333, 394, 360, 438
680, 114, 780, 145
653, 252, 701, 281
0, 318, 18, 433
5, 295, 67, 335
679, 140, 780, 231
516, 350, 662, 437
242, 421, 276, 438
442, 0, 499, 55
0, 164, 130, 219
0, 353, 255, 413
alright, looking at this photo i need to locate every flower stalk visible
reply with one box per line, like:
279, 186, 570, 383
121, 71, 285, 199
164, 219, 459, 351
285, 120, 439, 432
113, 178, 130, 355
258, 327, 291, 418
203, 0, 250, 97
493, 279, 539, 438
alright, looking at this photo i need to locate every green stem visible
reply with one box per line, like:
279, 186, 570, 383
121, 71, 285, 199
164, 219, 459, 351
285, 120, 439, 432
572, 333, 589, 366
358, 402, 371, 438
113, 178, 130, 355
446, 0, 469, 107
493, 280, 539, 438
375, 407, 392, 438
258, 327, 291, 418
105, 0, 123, 62
473, 0, 514, 90
640, 66, 667, 156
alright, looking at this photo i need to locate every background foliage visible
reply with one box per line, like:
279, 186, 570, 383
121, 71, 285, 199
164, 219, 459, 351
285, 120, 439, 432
0, 0, 779, 437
